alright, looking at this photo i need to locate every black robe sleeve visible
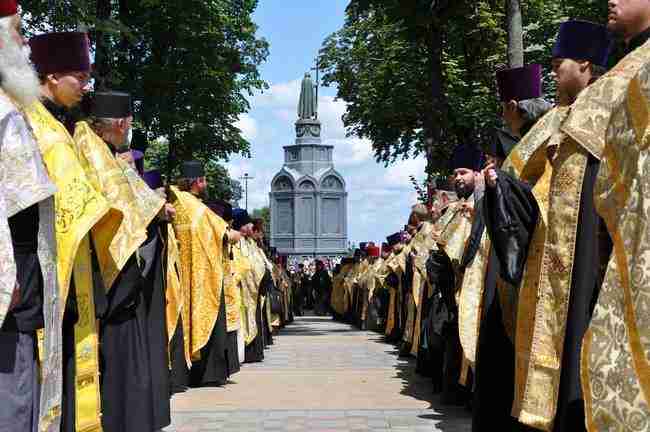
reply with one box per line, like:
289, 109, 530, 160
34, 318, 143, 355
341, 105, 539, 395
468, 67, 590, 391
483, 170, 539, 286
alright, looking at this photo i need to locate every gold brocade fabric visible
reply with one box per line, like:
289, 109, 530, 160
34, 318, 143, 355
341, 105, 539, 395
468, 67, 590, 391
437, 200, 473, 265
170, 187, 227, 357
23, 101, 110, 314
72, 122, 164, 291
385, 250, 406, 335
503, 107, 567, 184
562, 41, 650, 159
331, 264, 353, 315
72, 236, 102, 432
514, 138, 587, 431
458, 231, 490, 367
236, 238, 263, 345
498, 102, 571, 428
165, 224, 190, 366
224, 257, 243, 333
582, 52, 650, 432
512, 159, 553, 421
2, 94, 62, 432
26, 102, 107, 429
366, 258, 384, 301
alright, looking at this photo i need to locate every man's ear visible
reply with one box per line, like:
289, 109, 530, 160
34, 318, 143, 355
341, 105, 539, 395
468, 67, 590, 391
507, 100, 518, 113
46, 74, 58, 86
117, 117, 128, 133
579, 60, 591, 74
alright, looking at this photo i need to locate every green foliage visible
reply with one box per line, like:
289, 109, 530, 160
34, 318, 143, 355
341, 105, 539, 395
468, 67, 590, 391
21, 0, 269, 186
145, 137, 242, 202
320, 0, 614, 178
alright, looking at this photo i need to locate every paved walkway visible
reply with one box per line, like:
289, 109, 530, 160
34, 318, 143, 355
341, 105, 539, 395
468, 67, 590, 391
166, 316, 471, 432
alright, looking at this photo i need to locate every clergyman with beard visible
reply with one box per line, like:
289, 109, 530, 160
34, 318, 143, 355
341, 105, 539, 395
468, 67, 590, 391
0, 1, 60, 431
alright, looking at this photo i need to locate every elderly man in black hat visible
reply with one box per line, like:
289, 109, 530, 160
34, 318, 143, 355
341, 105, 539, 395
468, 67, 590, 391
0, 2, 60, 431
71, 90, 170, 432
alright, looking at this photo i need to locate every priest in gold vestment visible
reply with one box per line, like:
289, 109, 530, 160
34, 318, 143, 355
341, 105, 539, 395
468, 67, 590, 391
207, 199, 242, 376
577, 4, 650, 430
232, 208, 269, 363
72, 91, 170, 431
486, 21, 613, 432
170, 160, 231, 387
459, 64, 552, 431
27, 31, 113, 432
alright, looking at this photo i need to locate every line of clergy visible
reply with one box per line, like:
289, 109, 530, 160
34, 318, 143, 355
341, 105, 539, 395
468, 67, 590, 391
329, 7, 650, 432
0, 2, 296, 431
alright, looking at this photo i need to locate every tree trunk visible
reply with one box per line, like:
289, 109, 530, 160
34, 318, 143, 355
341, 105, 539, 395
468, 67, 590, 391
426, 10, 449, 178
94, 0, 112, 90
506, 0, 524, 68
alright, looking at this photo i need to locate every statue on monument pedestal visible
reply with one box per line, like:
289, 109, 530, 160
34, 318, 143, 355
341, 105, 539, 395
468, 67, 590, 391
298, 72, 317, 120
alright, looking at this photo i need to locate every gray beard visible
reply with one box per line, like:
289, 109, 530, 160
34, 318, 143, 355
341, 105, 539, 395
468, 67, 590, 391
0, 35, 41, 107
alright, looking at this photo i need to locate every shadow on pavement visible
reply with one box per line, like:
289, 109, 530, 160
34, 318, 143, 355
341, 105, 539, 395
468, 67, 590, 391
392, 350, 472, 431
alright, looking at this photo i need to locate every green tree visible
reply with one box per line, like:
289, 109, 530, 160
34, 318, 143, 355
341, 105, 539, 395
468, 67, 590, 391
145, 137, 242, 202
320, 0, 505, 177
320, 0, 611, 177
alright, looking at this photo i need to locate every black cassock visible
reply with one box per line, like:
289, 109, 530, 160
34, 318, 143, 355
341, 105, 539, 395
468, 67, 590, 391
100, 255, 154, 432
484, 161, 607, 432
169, 315, 190, 393
190, 284, 230, 386
140, 223, 171, 430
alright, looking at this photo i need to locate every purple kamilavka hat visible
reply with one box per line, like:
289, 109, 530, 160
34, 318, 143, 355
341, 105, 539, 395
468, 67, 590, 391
496, 64, 542, 102
553, 20, 612, 67
143, 170, 163, 190
30, 32, 91, 75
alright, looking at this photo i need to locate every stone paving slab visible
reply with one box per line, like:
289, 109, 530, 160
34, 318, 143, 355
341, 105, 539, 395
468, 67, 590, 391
166, 316, 471, 431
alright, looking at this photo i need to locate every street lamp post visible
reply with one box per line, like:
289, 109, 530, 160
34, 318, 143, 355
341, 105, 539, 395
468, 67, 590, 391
240, 173, 255, 210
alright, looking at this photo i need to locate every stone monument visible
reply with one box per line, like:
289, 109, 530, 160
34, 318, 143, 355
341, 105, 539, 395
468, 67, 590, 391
270, 73, 348, 262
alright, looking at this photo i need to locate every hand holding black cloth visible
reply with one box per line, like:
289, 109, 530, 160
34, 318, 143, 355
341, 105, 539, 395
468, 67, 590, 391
483, 170, 539, 286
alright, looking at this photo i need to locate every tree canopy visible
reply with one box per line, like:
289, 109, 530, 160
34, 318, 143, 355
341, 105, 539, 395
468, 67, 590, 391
319, 0, 616, 178
21, 0, 269, 201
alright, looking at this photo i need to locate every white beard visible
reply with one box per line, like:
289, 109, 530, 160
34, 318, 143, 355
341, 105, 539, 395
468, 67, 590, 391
0, 32, 41, 107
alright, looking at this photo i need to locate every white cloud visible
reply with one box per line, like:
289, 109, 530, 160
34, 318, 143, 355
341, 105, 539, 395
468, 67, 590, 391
318, 96, 348, 140
383, 157, 427, 188
329, 137, 373, 166
253, 78, 302, 110
235, 114, 258, 141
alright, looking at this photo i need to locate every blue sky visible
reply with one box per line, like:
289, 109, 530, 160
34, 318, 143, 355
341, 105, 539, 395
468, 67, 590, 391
226, 0, 426, 245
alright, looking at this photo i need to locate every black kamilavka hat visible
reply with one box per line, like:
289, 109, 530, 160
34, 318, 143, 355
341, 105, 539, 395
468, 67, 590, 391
87, 91, 132, 118
181, 160, 205, 179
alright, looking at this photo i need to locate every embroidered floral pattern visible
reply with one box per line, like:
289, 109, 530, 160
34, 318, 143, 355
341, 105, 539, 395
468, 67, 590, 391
585, 47, 650, 431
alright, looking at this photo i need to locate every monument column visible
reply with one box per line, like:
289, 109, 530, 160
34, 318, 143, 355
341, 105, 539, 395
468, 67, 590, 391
270, 71, 348, 262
